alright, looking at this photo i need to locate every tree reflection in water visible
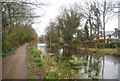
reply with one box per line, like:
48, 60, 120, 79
38, 44, 119, 79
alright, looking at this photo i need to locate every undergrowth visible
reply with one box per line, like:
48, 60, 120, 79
28, 46, 77, 79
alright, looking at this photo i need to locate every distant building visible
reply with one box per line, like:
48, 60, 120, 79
100, 31, 114, 41
105, 31, 115, 39
118, 3, 120, 31
105, 28, 120, 43
58, 38, 65, 44
113, 28, 120, 38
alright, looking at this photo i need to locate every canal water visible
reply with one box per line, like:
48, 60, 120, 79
37, 43, 120, 79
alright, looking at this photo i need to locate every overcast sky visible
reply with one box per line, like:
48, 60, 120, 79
32, 0, 119, 36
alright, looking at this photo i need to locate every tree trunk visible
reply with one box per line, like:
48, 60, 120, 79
89, 18, 93, 47
103, 1, 106, 48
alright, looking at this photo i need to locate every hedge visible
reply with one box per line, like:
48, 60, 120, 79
97, 41, 120, 48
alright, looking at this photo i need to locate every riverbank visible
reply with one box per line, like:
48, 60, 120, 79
26, 42, 120, 79
27, 45, 77, 79
26, 46, 45, 79
78, 47, 120, 56
49, 43, 120, 56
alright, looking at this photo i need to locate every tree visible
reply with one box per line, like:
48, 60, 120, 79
45, 22, 59, 44
57, 7, 83, 42
1, 2, 39, 54
79, 2, 102, 47
84, 19, 89, 41
90, 3, 102, 47
96, 0, 117, 44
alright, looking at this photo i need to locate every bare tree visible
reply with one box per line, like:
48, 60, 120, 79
78, 0, 117, 47
96, 0, 117, 44
79, 2, 102, 47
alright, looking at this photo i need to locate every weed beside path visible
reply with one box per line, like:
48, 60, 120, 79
27, 46, 78, 79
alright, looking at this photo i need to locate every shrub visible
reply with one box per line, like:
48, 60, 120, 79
97, 43, 104, 48
105, 43, 112, 48
110, 41, 120, 48
99, 39, 105, 43
73, 38, 82, 45
98, 41, 120, 48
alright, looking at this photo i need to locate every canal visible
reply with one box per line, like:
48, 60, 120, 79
37, 43, 120, 79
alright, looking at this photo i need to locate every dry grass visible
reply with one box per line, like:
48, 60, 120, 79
79, 47, 120, 56
41, 55, 77, 79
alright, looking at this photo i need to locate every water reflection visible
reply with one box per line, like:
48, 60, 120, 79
37, 44, 119, 79
59, 48, 63, 56
71, 54, 103, 79
37, 43, 47, 54
103, 56, 118, 79
58, 48, 68, 56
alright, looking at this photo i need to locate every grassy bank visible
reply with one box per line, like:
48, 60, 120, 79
27, 46, 78, 79
27, 46, 44, 79
2, 43, 27, 57
41, 55, 77, 79
2, 47, 17, 57
79, 47, 120, 56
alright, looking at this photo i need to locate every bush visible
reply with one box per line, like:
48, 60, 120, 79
97, 43, 104, 48
110, 41, 120, 48
72, 38, 83, 46
104, 43, 111, 48
98, 41, 120, 48
99, 39, 105, 43
2, 47, 17, 57
2, 34, 11, 53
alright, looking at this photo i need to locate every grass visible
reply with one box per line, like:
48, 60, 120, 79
80, 47, 117, 51
34, 59, 42, 63
29, 46, 60, 79
2, 47, 17, 57
89, 47, 116, 50
28, 46, 44, 79
45, 72, 58, 79
98, 48, 117, 51
41, 55, 77, 79
29, 47, 42, 58
28, 46, 83, 79
87, 47, 119, 55
35, 62, 43, 67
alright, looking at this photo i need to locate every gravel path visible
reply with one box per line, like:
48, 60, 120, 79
3, 44, 28, 79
